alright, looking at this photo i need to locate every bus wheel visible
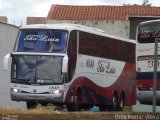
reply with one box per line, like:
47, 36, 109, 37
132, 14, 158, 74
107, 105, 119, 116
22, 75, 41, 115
107, 92, 118, 111
99, 105, 107, 111
74, 89, 82, 111
67, 104, 74, 111
26, 101, 38, 109
54, 105, 63, 111
40, 102, 48, 106
118, 94, 125, 111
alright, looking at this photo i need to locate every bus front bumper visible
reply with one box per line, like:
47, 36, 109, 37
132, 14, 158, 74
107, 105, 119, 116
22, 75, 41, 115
11, 92, 63, 103
137, 89, 160, 104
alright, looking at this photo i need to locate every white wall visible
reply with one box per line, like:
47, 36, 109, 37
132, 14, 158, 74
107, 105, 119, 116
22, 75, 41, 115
47, 20, 130, 39
0, 23, 26, 108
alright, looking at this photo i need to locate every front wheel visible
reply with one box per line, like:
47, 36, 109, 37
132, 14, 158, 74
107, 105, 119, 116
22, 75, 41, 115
40, 102, 48, 106
74, 91, 82, 111
67, 104, 74, 111
26, 101, 38, 109
67, 90, 82, 111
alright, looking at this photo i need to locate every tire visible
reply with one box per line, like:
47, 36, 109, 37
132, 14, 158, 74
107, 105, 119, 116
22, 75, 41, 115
67, 104, 74, 112
40, 102, 48, 106
67, 97, 81, 111
67, 89, 82, 111
54, 105, 63, 111
107, 92, 118, 111
26, 101, 38, 109
74, 91, 82, 111
99, 105, 107, 111
118, 94, 125, 111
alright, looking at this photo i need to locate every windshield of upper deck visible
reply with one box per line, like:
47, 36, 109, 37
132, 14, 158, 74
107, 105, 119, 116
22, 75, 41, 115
137, 22, 160, 43
15, 29, 68, 53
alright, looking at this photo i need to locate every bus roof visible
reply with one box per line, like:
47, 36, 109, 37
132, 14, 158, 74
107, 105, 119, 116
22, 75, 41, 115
21, 23, 135, 44
139, 19, 160, 26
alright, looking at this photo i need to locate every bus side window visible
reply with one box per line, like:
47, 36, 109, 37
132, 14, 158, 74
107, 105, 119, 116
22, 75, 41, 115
120, 42, 127, 62
79, 31, 99, 57
67, 30, 77, 82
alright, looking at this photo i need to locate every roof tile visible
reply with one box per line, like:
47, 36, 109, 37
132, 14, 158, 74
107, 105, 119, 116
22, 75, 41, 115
47, 5, 160, 20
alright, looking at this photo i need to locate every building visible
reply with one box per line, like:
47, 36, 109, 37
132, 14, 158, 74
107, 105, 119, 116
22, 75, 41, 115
47, 5, 160, 39
0, 22, 25, 108
0, 16, 7, 23
27, 17, 47, 25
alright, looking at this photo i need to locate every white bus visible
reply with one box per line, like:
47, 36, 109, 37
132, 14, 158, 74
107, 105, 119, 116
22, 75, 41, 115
136, 20, 160, 105
4, 23, 136, 111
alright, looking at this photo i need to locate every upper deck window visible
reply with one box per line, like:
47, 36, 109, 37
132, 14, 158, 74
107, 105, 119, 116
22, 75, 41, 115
137, 22, 160, 43
15, 29, 68, 53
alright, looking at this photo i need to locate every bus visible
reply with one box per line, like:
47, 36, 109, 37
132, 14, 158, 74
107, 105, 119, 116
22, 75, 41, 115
4, 23, 136, 111
136, 20, 160, 105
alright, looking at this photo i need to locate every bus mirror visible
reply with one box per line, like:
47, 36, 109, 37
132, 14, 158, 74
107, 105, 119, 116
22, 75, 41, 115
62, 55, 68, 73
3, 53, 11, 71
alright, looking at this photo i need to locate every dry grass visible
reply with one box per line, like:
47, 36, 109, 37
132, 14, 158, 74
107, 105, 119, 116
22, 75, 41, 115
0, 105, 133, 114
0, 105, 59, 114
0, 106, 152, 120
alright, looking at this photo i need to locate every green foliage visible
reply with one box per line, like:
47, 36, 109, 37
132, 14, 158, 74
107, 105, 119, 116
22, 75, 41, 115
123, 0, 152, 6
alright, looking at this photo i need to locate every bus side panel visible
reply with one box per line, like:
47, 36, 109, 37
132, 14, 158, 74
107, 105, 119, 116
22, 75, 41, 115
64, 62, 136, 106
65, 30, 136, 106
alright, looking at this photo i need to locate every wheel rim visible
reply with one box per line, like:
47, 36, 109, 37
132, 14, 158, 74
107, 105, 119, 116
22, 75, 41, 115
113, 96, 117, 107
120, 98, 124, 109
74, 92, 82, 111
112, 94, 118, 111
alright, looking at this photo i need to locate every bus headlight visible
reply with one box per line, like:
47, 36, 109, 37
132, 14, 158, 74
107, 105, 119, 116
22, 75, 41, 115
49, 90, 63, 94
11, 88, 22, 93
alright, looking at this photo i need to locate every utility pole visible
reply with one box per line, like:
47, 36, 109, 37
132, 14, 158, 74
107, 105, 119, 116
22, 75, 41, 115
153, 38, 160, 116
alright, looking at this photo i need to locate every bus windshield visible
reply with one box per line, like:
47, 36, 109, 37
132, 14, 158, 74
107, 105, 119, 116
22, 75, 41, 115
11, 55, 63, 84
137, 21, 160, 43
15, 29, 68, 53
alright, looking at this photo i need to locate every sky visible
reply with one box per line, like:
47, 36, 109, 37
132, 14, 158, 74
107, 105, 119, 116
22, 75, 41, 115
0, 0, 160, 26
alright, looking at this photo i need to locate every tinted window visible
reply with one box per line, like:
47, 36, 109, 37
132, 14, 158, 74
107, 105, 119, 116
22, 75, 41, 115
67, 30, 77, 82
15, 29, 68, 52
11, 55, 63, 84
79, 31, 135, 63
138, 22, 160, 43
79, 31, 99, 56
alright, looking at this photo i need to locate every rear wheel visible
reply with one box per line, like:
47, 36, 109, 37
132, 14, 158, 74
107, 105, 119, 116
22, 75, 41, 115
107, 92, 118, 111
99, 105, 107, 111
118, 94, 125, 111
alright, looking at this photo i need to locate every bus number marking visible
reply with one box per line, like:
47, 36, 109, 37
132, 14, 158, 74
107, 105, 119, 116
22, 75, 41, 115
147, 60, 160, 68
49, 86, 59, 90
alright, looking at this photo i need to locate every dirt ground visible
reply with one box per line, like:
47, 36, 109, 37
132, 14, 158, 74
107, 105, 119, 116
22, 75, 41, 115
0, 106, 159, 120
0, 107, 115, 120
0, 112, 117, 120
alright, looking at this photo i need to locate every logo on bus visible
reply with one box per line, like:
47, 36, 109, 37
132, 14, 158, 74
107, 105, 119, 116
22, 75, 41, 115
86, 59, 94, 69
97, 60, 106, 72
24, 35, 60, 45
97, 59, 116, 74
33, 89, 37, 93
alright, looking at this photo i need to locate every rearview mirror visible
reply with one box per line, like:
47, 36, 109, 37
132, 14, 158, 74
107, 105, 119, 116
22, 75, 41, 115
62, 55, 68, 73
3, 53, 11, 71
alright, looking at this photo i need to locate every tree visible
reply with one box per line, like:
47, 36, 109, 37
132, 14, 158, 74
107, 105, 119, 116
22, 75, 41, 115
123, 0, 152, 6
142, 0, 152, 6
